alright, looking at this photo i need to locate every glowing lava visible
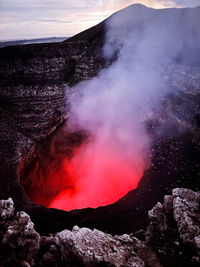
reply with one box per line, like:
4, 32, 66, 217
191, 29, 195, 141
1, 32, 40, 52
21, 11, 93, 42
48, 137, 144, 211
19, 127, 146, 211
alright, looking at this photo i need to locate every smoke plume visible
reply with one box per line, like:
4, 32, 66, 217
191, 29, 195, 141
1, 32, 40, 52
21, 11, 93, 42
49, 4, 200, 210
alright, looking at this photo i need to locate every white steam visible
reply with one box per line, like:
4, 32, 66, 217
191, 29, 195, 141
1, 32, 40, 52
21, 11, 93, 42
65, 4, 200, 203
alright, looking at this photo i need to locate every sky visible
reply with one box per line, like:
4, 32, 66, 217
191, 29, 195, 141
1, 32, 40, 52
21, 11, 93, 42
0, 0, 200, 40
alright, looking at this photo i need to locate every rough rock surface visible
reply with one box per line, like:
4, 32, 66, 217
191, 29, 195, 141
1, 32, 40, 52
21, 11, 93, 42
0, 198, 40, 266
146, 188, 200, 266
0, 188, 199, 266
0, 40, 106, 166
54, 227, 151, 267
173, 188, 200, 261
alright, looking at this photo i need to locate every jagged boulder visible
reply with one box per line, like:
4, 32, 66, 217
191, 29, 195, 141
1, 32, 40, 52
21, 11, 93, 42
0, 198, 40, 267
0, 198, 14, 221
172, 188, 200, 262
52, 226, 161, 267
146, 188, 200, 266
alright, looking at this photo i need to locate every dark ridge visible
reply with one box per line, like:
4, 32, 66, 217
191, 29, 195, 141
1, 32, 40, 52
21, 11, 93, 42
0, 37, 68, 49
66, 20, 106, 44
64, 4, 149, 46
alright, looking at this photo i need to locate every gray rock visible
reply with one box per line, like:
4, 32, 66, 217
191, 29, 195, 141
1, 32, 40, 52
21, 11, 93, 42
172, 188, 200, 261
0, 202, 40, 266
0, 198, 14, 221
56, 226, 145, 267
146, 188, 200, 265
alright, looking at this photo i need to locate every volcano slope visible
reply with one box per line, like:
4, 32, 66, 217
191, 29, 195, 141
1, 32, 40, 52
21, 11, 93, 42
0, 4, 200, 237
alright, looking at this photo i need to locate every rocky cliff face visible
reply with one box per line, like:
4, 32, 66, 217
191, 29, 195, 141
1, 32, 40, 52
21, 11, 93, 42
0, 39, 106, 163
0, 188, 199, 267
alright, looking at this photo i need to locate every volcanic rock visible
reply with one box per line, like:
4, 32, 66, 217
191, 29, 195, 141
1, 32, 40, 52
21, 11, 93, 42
146, 188, 200, 266
173, 188, 200, 261
0, 198, 40, 266
1, 188, 200, 266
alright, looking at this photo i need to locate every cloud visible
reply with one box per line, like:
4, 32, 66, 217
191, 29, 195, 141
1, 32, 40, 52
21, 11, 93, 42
173, 0, 200, 7
0, 0, 199, 39
38, 19, 74, 24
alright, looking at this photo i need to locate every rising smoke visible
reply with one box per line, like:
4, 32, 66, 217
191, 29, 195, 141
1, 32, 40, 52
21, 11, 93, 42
49, 4, 200, 210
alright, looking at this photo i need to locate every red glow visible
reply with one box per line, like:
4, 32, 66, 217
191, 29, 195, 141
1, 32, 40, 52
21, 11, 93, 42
48, 138, 144, 211
19, 127, 145, 211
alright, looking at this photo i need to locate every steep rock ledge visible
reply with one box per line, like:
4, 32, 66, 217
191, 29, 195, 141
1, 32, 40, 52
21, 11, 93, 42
0, 39, 107, 163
